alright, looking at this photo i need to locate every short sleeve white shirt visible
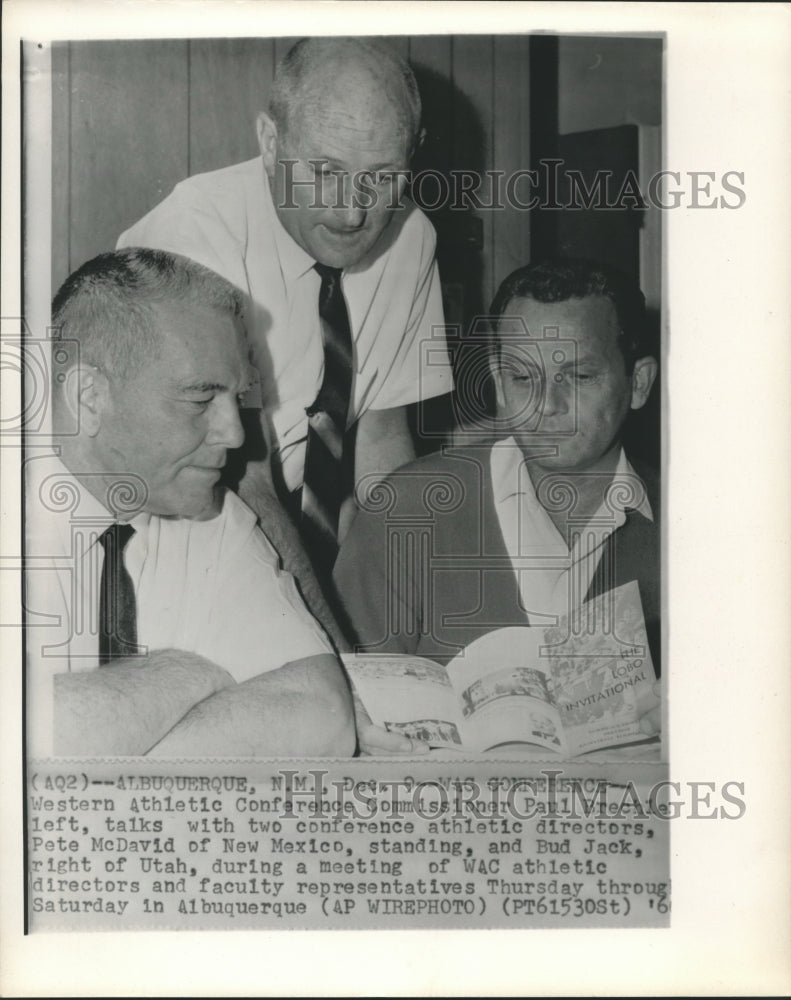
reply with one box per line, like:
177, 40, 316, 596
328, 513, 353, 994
25, 453, 331, 754
490, 438, 653, 626
118, 159, 453, 490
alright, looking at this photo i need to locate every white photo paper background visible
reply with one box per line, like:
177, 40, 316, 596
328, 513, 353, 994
2, 2, 790, 997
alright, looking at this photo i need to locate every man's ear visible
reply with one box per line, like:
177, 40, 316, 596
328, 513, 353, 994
61, 364, 109, 437
630, 356, 658, 411
256, 112, 278, 173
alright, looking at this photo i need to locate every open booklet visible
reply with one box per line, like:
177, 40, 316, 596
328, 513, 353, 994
343, 581, 657, 755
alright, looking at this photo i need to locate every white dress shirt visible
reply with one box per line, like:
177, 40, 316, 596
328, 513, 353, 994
489, 437, 653, 626
118, 159, 453, 490
25, 453, 331, 754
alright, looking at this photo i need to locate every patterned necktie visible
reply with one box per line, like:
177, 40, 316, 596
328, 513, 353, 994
301, 263, 354, 573
98, 522, 140, 664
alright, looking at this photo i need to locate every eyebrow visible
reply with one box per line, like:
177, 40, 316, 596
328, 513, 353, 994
178, 380, 254, 396
178, 381, 227, 394
311, 157, 404, 173
553, 359, 605, 373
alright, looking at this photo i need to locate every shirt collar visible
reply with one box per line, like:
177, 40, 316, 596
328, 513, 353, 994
491, 436, 528, 506
48, 455, 151, 546
262, 165, 318, 281
611, 449, 653, 522
490, 437, 653, 522
49, 455, 113, 523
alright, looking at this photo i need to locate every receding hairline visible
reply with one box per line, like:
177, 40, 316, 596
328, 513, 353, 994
269, 36, 421, 148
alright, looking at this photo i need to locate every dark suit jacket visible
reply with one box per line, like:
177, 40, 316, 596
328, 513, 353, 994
334, 445, 660, 672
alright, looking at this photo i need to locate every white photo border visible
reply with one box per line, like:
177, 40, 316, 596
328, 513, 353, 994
2, 1, 790, 996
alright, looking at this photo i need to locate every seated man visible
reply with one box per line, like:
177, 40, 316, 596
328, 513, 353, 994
26, 248, 354, 758
335, 258, 661, 737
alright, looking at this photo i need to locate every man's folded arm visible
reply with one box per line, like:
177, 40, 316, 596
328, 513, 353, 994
53, 649, 235, 756
146, 653, 355, 758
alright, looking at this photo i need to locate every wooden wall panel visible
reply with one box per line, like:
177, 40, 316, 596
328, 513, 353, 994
409, 34, 452, 195
273, 37, 300, 64
492, 34, 531, 294
67, 40, 189, 274
189, 38, 275, 176
53, 34, 533, 328
409, 36, 453, 178
409, 35, 452, 89
387, 36, 410, 59
408, 36, 461, 328
450, 35, 495, 318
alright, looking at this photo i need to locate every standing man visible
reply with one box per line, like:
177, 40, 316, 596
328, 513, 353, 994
118, 36, 453, 615
27, 249, 354, 758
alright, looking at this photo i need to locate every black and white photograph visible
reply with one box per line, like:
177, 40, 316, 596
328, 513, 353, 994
29, 29, 665, 755
2, 1, 789, 995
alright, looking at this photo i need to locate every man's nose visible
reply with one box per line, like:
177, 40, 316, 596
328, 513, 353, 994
208, 396, 245, 450
333, 175, 366, 229
541, 374, 571, 416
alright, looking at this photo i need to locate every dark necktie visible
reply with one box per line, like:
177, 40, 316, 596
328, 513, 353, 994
98, 522, 140, 664
301, 263, 354, 574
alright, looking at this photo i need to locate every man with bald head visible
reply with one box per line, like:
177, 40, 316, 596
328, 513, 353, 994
261, 36, 420, 270
119, 37, 452, 637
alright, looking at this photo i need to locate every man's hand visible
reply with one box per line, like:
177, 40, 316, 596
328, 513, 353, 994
353, 691, 430, 756
638, 680, 662, 736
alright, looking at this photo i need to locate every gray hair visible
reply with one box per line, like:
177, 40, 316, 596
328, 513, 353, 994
51, 247, 244, 381
269, 36, 422, 155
